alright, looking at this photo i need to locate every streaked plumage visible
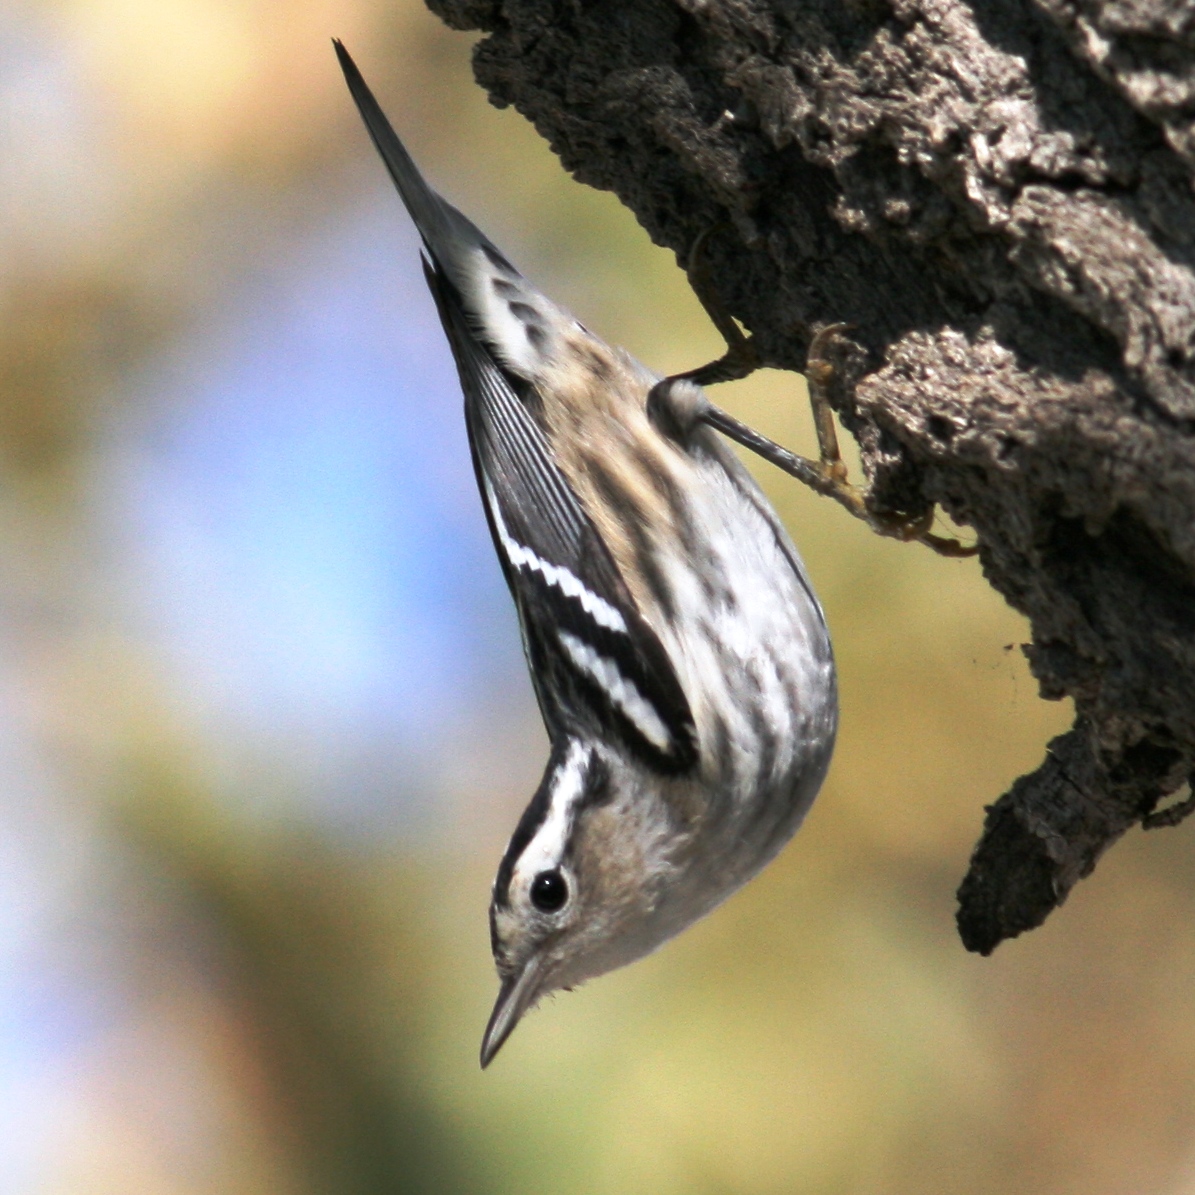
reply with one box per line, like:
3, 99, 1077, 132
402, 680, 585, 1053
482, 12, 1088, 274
335, 42, 837, 1067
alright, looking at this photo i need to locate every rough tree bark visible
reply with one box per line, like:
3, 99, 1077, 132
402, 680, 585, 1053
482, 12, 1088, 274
426, 0, 1195, 954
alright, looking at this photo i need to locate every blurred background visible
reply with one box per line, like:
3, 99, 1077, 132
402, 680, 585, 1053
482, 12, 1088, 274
4, 1, 1195, 1191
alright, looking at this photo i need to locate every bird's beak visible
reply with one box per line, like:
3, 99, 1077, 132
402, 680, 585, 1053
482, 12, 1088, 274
480, 957, 542, 1068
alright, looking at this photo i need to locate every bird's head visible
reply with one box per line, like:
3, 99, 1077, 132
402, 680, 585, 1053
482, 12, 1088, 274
481, 738, 694, 1066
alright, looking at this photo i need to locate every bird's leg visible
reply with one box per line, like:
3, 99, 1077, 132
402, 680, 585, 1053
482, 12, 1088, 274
653, 324, 870, 514
796, 329, 976, 555
669, 226, 762, 388
803, 323, 853, 489
653, 232, 978, 557
653, 227, 831, 493
702, 328, 977, 556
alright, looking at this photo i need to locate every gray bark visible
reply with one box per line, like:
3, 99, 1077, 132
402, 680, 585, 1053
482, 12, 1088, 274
427, 0, 1195, 953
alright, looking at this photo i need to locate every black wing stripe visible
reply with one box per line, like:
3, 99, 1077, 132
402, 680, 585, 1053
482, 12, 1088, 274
485, 428, 577, 559
485, 484, 697, 770
556, 632, 672, 752
480, 387, 580, 557
454, 318, 583, 556
483, 481, 628, 636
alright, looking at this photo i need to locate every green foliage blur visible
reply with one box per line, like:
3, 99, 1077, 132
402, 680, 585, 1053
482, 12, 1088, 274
6, 2, 1195, 1192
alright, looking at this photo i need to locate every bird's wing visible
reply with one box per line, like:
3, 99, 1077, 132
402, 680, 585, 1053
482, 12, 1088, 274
424, 260, 697, 773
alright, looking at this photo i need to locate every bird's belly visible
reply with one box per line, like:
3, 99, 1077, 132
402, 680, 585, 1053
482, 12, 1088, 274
655, 458, 837, 847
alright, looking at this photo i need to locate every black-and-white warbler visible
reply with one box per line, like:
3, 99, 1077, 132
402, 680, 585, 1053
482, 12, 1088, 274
337, 43, 841, 1067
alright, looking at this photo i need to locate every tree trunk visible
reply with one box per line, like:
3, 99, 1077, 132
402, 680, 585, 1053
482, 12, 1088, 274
427, 0, 1195, 954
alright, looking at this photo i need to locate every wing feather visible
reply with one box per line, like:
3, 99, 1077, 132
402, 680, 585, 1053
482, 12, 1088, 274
422, 260, 696, 772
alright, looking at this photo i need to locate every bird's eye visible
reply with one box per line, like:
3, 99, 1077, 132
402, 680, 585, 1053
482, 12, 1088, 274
529, 869, 569, 913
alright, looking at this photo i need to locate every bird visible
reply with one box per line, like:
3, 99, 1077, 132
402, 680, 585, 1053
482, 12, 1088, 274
334, 41, 838, 1068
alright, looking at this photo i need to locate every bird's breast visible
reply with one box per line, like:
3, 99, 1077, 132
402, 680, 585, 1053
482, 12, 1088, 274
538, 342, 835, 827
665, 455, 835, 809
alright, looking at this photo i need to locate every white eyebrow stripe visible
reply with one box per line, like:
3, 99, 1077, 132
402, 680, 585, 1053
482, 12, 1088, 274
516, 740, 590, 882
557, 631, 672, 753
486, 480, 628, 633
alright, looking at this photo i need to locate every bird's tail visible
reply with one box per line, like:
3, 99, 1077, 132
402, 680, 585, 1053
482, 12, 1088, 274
334, 39, 491, 280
